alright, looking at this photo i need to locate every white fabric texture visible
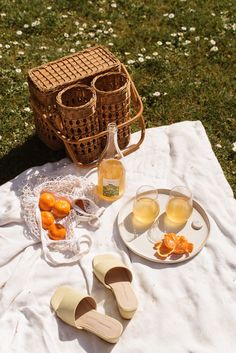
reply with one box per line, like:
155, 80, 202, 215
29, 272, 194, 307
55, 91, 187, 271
0, 120, 235, 353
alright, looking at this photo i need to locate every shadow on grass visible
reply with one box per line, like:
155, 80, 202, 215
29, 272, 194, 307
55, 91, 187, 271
0, 134, 66, 185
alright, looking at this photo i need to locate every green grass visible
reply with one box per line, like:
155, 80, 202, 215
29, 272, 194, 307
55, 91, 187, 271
0, 0, 235, 194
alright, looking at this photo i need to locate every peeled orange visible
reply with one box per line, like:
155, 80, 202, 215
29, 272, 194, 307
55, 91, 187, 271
41, 211, 55, 230
52, 199, 71, 218
39, 192, 55, 211
155, 242, 174, 258
154, 233, 194, 259
48, 223, 67, 240
163, 233, 178, 250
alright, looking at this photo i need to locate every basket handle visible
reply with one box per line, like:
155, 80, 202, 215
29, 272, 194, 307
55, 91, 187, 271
41, 64, 145, 168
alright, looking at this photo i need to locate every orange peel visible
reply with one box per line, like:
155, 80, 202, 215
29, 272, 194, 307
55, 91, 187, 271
155, 242, 174, 259
154, 233, 194, 259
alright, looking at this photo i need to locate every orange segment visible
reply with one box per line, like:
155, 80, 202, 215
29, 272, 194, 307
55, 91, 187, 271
48, 223, 67, 240
163, 233, 178, 250
41, 211, 55, 230
39, 192, 55, 211
52, 199, 71, 218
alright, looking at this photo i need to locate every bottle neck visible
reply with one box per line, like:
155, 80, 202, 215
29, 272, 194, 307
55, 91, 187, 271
104, 129, 119, 159
100, 123, 123, 160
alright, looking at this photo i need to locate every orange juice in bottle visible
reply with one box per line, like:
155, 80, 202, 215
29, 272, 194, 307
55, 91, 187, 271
97, 123, 125, 201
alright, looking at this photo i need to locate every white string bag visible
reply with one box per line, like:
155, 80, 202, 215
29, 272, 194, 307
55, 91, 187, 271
20, 174, 104, 265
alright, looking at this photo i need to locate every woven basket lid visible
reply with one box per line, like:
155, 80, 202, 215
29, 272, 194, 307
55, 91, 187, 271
28, 45, 120, 94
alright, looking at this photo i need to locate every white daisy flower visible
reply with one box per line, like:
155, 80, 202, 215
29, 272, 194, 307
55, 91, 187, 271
153, 91, 161, 97
138, 57, 145, 62
24, 107, 31, 112
210, 46, 218, 52
16, 68, 22, 73
183, 40, 191, 45
168, 13, 175, 19
127, 59, 135, 64
157, 41, 163, 46
31, 20, 40, 27
210, 39, 216, 45
232, 142, 236, 152
16, 30, 23, 35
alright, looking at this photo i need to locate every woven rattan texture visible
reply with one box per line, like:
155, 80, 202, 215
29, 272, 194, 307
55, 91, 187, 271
56, 84, 102, 163
92, 72, 131, 149
29, 46, 119, 92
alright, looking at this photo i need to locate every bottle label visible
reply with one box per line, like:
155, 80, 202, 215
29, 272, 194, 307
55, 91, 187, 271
103, 178, 120, 197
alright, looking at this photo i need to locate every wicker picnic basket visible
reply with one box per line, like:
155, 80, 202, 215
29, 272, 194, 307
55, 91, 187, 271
28, 45, 145, 167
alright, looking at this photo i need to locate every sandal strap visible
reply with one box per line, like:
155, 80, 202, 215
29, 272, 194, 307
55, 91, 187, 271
93, 254, 132, 288
51, 286, 96, 327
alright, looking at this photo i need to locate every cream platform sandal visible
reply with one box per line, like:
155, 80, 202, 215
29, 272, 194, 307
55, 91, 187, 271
51, 286, 123, 343
92, 254, 138, 319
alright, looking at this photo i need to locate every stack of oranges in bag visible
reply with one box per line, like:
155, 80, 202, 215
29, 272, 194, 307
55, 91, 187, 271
39, 192, 71, 240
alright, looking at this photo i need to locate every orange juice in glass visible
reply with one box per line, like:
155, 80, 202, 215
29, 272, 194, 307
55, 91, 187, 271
166, 186, 193, 224
133, 185, 160, 225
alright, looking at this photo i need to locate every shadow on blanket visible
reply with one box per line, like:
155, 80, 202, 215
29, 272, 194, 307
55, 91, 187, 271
0, 133, 65, 186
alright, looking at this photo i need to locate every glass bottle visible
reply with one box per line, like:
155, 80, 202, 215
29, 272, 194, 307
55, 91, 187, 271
97, 122, 126, 201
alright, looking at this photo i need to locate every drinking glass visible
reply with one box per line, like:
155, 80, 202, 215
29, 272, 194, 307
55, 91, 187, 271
166, 186, 193, 224
133, 186, 160, 226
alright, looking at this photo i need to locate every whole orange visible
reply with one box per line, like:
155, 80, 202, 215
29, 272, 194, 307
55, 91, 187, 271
52, 199, 71, 218
39, 192, 55, 211
41, 211, 55, 230
48, 223, 67, 241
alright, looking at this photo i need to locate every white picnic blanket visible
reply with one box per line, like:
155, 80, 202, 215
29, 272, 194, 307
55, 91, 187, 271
0, 120, 235, 353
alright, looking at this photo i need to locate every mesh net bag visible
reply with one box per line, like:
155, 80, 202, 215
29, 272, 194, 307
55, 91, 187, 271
20, 174, 102, 265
